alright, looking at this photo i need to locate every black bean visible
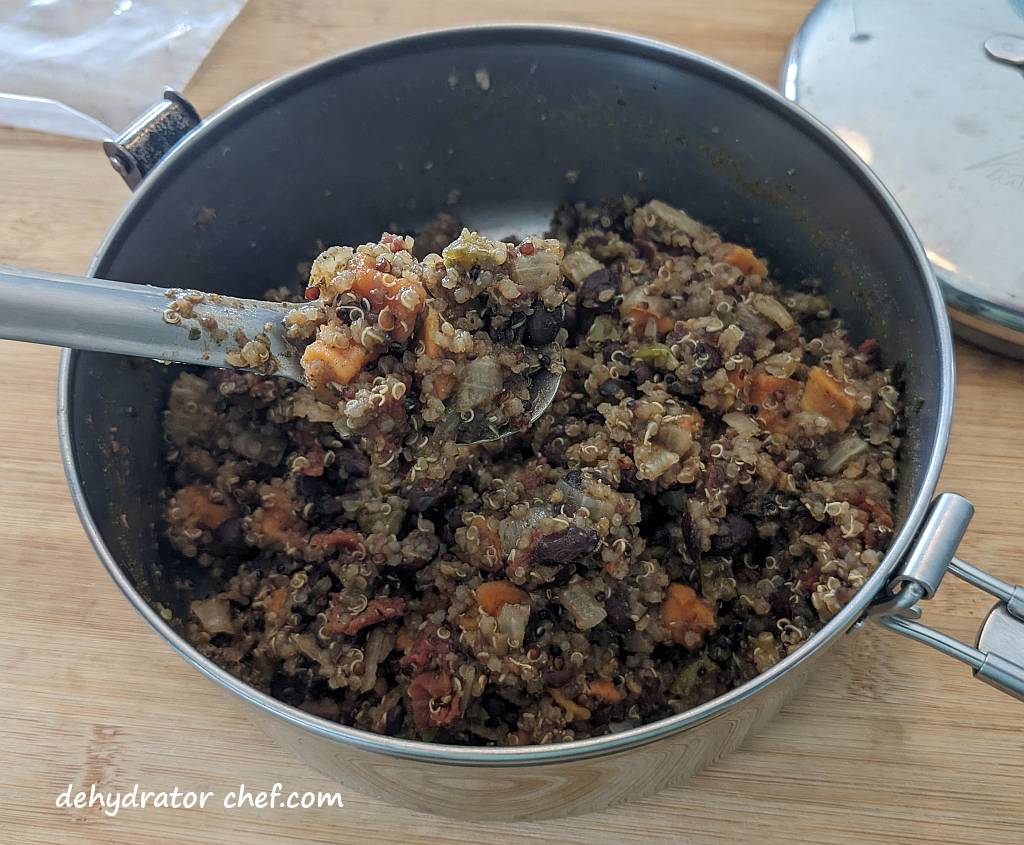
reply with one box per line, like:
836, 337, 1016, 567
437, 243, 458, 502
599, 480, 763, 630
213, 517, 248, 554
710, 514, 756, 554
577, 268, 619, 313
618, 466, 644, 495
542, 665, 576, 688
383, 704, 404, 736
406, 479, 451, 514
316, 495, 344, 517
604, 591, 634, 633
631, 362, 655, 385
659, 487, 689, 515
531, 526, 599, 566
297, 475, 329, 499
702, 344, 723, 372
481, 693, 512, 726
335, 448, 370, 478
524, 307, 562, 347
634, 238, 657, 262
563, 469, 584, 489
270, 669, 309, 707
597, 378, 635, 402
637, 685, 668, 717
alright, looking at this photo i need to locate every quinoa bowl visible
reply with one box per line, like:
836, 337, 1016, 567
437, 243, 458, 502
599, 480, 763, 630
58, 26, 977, 820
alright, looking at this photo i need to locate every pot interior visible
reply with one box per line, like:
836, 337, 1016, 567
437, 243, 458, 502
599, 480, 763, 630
65, 29, 946, 679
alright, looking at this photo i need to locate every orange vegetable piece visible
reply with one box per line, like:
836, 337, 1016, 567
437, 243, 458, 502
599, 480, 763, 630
265, 587, 290, 615
661, 583, 717, 648
625, 306, 675, 337
549, 687, 591, 721
475, 580, 529, 617
301, 339, 370, 388
309, 530, 364, 551
726, 367, 747, 392
748, 371, 803, 433
801, 366, 857, 432
257, 498, 305, 549
723, 246, 768, 276
587, 678, 624, 704
346, 252, 426, 343
385, 275, 426, 342
350, 262, 382, 301
420, 305, 443, 358
176, 484, 234, 530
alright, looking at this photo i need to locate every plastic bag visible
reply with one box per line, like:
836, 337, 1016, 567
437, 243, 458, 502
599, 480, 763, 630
0, 0, 248, 140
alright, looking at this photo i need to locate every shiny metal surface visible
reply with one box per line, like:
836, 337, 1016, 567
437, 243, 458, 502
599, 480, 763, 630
978, 606, 1024, 702
58, 26, 955, 818
103, 90, 200, 189
883, 492, 974, 600
0, 267, 306, 382
873, 503, 1024, 703
952, 558, 1024, 621
783, 0, 1024, 357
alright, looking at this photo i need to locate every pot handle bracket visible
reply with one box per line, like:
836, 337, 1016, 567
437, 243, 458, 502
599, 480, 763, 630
869, 493, 1024, 702
102, 90, 201, 189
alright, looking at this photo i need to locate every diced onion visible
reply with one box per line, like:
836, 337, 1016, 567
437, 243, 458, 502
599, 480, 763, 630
497, 601, 532, 644
560, 250, 604, 285
820, 434, 869, 475
456, 356, 502, 410
191, 597, 234, 635
751, 293, 795, 331
559, 583, 607, 630
511, 240, 564, 291
722, 411, 760, 436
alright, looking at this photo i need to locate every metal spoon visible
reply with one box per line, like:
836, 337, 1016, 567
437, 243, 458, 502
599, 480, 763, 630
0, 266, 561, 445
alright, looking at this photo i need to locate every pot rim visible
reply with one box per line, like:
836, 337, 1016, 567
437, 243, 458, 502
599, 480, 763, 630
57, 23, 954, 767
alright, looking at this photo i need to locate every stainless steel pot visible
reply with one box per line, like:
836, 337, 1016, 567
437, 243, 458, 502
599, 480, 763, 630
56, 26, 1024, 821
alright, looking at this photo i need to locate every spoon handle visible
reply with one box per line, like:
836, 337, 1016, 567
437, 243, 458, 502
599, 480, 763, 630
0, 266, 305, 381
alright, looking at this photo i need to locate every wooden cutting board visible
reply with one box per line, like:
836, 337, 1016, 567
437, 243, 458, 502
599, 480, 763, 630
1, 2, 1021, 842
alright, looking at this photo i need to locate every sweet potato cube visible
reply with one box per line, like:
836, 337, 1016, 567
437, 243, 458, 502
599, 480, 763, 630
301, 339, 369, 387
475, 580, 529, 617
801, 366, 857, 432
723, 246, 768, 276
748, 371, 803, 433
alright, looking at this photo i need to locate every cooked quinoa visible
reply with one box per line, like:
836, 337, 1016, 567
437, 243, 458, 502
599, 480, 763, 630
285, 228, 565, 451
163, 197, 901, 746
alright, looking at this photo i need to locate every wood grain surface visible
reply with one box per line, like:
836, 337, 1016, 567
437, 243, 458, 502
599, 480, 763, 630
1, 1, 1021, 842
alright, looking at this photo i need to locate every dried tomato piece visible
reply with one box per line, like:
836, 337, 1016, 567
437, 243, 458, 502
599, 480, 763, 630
322, 596, 405, 637
408, 668, 461, 731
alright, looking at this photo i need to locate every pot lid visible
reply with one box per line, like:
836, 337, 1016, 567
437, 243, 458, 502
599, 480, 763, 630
783, 0, 1024, 358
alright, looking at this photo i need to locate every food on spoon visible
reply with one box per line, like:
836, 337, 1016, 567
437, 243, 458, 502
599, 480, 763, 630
282, 229, 566, 463
163, 197, 901, 746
